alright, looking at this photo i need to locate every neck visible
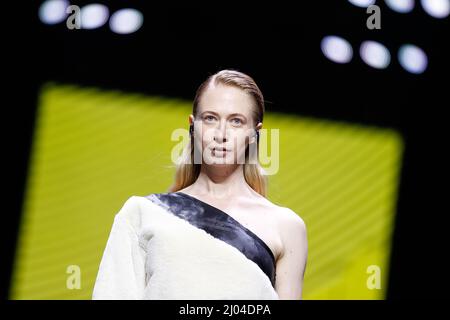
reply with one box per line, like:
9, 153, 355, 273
191, 164, 252, 199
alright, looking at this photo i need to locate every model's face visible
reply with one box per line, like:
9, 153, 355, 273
192, 84, 260, 166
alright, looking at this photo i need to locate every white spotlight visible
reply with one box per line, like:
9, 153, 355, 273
38, 0, 69, 25
360, 40, 391, 69
385, 0, 416, 13
348, 0, 377, 7
398, 44, 428, 74
420, 0, 450, 18
321, 36, 354, 64
80, 4, 109, 29
109, 8, 144, 34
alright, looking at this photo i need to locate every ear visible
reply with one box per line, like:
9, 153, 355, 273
188, 114, 194, 125
250, 122, 263, 144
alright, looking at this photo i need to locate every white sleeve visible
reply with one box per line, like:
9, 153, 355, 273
92, 198, 146, 300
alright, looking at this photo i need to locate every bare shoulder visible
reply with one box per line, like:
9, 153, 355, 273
273, 209, 306, 250
277, 206, 306, 230
253, 197, 306, 243
256, 196, 306, 229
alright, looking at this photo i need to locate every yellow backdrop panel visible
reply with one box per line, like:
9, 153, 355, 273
10, 83, 403, 299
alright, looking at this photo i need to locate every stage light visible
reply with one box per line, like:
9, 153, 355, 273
420, 0, 450, 18
360, 40, 391, 69
348, 0, 377, 8
398, 44, 428, 74
80, 4, 109, 30
109, 8, 144, 34
321, 36, 353, 64
384, 0, 416, 13
38, 0, 69, 25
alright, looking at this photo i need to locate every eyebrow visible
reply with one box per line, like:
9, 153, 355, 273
200, 111, 247, 119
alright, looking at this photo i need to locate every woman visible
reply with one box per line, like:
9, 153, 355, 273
92, 69, 308, 300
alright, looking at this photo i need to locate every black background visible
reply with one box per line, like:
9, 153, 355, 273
3, 0, 449, 299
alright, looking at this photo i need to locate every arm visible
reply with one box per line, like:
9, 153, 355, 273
274, 209, 308, 300
92, 197, 147, 300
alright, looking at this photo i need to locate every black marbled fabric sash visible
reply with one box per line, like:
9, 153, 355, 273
145, 192, 276, 287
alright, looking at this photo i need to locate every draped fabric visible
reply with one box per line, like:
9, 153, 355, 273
92, 193, 279, 300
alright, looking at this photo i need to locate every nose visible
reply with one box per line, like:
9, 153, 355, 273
214, 120, 228, 143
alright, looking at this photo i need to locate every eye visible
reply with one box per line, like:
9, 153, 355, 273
231, 118, 242, 125
203, 115, 216, 122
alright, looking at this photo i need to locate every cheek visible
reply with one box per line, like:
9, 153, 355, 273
231, 131, 250, 151
200, 128, 216, 148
